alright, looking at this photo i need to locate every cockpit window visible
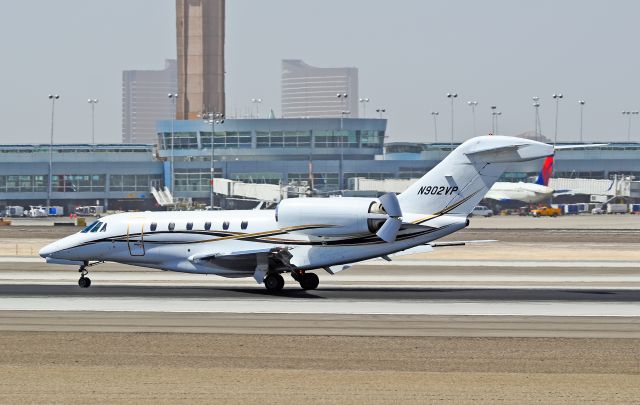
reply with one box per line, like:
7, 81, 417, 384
90, 221, 103, 232
99, 223, 107, 232
81, 221, 99, 233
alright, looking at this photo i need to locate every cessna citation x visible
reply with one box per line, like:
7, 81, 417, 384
40, 135, 554, 292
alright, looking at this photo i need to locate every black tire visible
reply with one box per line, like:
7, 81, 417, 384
78, 277, 91, 288
299, 273, 319, 290
264, 273, 284, 292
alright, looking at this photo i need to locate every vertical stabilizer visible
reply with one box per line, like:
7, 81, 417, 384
397, 136, 554, 216
535, 156, 554, 186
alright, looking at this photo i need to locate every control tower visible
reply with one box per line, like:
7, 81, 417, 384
176, 0, 225, 119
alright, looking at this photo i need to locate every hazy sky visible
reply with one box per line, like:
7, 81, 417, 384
2, 0, 640, 144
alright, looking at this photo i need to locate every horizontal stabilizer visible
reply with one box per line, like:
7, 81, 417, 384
554, 144, 608, 150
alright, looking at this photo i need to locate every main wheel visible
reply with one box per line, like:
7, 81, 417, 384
264, 273, 284, 292
299, 272, 319, 290
78, 277, 91, 288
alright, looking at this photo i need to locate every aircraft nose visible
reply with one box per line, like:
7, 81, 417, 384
39, 242, 59, 258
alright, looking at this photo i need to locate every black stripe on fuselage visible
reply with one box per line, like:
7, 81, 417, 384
62, 224, 441, 251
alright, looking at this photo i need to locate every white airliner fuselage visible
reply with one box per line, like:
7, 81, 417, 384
485, 182, 555, 204
40, 136, 555, 291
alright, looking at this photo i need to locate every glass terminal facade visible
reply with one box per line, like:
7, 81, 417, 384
0, 118, 639, 212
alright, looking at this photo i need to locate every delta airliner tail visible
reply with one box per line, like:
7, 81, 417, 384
534, 156, 554, 186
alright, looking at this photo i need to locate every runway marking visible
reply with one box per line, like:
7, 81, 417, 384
1, 297, 639, 317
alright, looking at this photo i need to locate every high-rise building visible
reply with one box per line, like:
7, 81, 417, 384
122, 59, 177, 144
176, 0, 225, 119
281, 59, 359, 118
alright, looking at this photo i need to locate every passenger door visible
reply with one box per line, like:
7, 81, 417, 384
127, 221, 145, 256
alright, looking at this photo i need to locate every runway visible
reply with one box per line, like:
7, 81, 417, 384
0, 220, 638, 337
0, 263, 639, 337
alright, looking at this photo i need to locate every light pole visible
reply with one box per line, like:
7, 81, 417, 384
87, 98, 98, 145
431, 112, 439, 142
47, 94, 60, 208
203, 111, 224, 208
168, 93, 178, 196
446, 93, 458, 151
552, 93, 563, 145
578, 100, 585, 142
467, 101, 478, 137
492, 111, 502, 134
622, 111, 639, 141
490, 105, 497, 134
359, 98, 370, 118
375, 108, 386, 118
250, 98, 262, 118
532, 97, 541, 136
337, 93, 348, 191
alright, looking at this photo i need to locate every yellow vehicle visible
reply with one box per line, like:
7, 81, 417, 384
531, 206, 562, 217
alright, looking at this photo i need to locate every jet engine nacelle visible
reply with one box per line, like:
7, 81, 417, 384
276, 197, 387, 237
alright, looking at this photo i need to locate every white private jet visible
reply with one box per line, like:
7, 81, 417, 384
39, 135, 554, 292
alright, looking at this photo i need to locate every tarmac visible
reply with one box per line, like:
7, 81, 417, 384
0, 215, 638, 403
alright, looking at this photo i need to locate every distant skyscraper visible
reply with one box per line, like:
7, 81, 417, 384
281, 59, 359, 118
176, 0, 225, 119
122, 59, 177, 144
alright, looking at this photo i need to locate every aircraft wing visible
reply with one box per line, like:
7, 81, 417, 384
188, 247, 275, 262
189, 247, 294, 284
428, 239, 497, 247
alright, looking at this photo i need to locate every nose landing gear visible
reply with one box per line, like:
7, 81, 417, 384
76, 261, 104, 288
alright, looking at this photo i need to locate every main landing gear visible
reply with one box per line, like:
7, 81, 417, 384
264, 273, 285, 292
262, 271, 320, 292
78, 264, 91, 288
291, 270, 320, 291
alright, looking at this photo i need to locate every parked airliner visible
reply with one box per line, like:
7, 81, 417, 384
484, 156, 556, 204
39, 136, 554, 292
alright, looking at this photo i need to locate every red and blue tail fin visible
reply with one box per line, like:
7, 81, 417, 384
535, 156, 554, 186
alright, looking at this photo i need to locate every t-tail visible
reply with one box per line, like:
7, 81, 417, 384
397, 136, 554, 216
534, 156, 554, 186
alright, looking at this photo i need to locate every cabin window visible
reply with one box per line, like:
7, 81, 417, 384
99, 223, 107, 232
241, 221, 248, 230
204, 221, 211, 231
150, 222, 157, 231
168, 222, 175, 231
186, 222, 193, 230
222, 221, 229, 230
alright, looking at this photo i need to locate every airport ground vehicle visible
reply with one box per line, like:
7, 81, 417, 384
531, 206, 562, 217
607, 204, 628, 214
4, 206, 24, 217
75, 206, 104, 216
470, 205, 493, 217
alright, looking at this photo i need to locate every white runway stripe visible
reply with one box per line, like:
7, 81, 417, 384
1, 297, 639, 317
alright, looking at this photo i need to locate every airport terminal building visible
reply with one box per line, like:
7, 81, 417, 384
1, 117, 639, 213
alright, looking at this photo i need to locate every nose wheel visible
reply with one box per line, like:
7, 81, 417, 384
78, 265, 91, 288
